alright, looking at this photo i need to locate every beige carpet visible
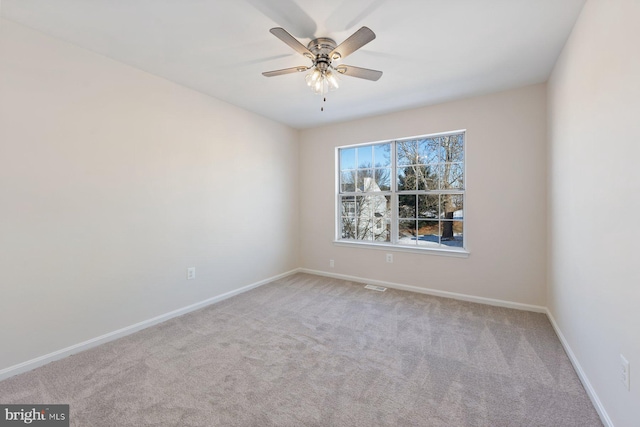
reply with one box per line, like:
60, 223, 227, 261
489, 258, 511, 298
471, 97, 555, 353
0, 273, 602, 426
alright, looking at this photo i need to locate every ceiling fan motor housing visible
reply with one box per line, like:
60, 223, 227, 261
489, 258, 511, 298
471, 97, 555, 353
307, 37, 337, 72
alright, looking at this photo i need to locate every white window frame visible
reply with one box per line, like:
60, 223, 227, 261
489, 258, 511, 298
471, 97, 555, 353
334, 130, 468, 258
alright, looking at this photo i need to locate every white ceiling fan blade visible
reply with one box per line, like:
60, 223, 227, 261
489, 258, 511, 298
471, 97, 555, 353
269, 28, 314, 58
262, 66, 309, 77
247, 0, 317, 38
330, 26, 376, 60
325, 0, 387, 32
335, 65, 382, 81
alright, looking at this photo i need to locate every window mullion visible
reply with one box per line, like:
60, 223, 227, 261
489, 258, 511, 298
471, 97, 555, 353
391, 140, 398, 244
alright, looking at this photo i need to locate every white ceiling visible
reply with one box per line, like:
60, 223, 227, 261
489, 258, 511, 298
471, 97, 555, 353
1, 0, 586, 129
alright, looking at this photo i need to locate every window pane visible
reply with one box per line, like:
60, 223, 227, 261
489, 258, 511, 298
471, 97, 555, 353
440, 194, 458, 219
440, 194, 463, 219
442, 162, 464, 189
357, 146, 373, 168
398, 220, 417, 245
375, 168, 391, 191
419, 138, 440, 165
340, 171, 356, 193
356, 218, 374, 240
341, 196, 356, 217
441, 163, 463, 189
342, 217, 356, 238
450, 194, 464, 219
374, 218, 391, 242
441, 221, 463, 248
417, 195, 439, 218
363, 195, 390, 220
354, 195, 391, 241
341, 216, 357, 239
340, 148, 356, 171
416, 164, 439, 190
374, 143, 391, 167
417, 220, 440, 247
357, 169, 373, 191
354, 196, 369, 240
441, 134, 464, 163
398, 165, 427, 191
397, 167, 412, 191
398, 195, 416, 219
441, 220, 454, 241
397, 140, 418, 166
371, 195, 391, 242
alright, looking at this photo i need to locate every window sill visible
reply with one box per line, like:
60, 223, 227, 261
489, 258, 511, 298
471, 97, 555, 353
333, 240, 470, 258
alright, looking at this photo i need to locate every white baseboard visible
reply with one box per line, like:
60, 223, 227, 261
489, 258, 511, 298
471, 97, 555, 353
0, 269, 299, 382
299, 268, 547, 313
545, 309, 613, 427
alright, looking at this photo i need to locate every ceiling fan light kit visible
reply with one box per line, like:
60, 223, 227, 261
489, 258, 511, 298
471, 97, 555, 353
305, 67, 339, 94
263, 26, 383, 111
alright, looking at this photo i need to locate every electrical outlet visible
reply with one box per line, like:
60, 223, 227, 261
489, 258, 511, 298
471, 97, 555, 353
386, 253, 393, 263
621, 354, 630, 390
187, 267, 196, 280
329, 259, 335, 268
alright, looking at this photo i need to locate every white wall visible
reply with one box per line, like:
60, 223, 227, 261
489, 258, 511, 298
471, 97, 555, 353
547, 0, 640, 425
299, 84, 548, 307
0, 19, 299, 372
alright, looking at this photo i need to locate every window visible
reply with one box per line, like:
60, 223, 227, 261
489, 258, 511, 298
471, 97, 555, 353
337, 131, 465, 253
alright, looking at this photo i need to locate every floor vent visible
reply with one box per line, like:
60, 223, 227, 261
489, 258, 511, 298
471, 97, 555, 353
364, 284, 387, 292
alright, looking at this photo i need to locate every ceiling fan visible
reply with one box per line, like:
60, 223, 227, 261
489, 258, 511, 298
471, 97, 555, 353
262, 26, 382, 109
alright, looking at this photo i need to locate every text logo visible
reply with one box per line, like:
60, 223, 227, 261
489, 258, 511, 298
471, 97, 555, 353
0, 405, 68, 427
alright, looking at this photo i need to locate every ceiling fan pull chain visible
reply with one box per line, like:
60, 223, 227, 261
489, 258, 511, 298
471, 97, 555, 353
321, 80, 326, 111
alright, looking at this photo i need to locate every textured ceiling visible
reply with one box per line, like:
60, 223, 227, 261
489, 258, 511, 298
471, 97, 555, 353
1, 0, 586, 129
